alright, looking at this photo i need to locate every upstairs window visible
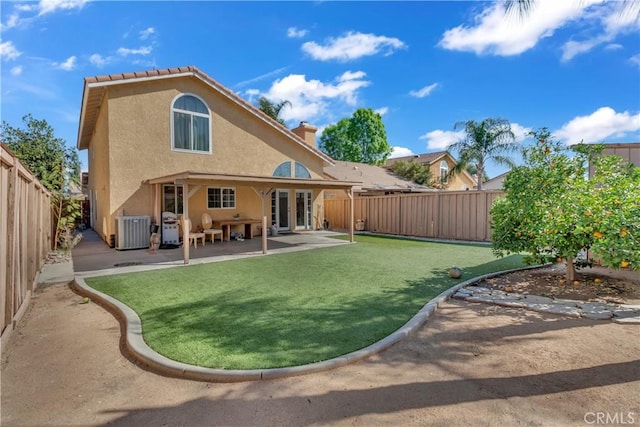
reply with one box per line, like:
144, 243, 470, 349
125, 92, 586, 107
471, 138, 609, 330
440, 160, 449, 184
273, 162, 292, 177
294, 162, 311, 178
273, 161, 311, 178
172, 94, 211, 153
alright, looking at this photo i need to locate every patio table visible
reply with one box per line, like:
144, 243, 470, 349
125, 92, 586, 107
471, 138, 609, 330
215, 219, 263, 241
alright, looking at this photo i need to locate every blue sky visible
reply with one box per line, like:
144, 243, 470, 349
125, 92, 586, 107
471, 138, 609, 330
1, 0, 639, 178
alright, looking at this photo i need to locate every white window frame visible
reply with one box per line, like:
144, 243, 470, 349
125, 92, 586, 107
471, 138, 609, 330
440, 160, 449, 184
207, 186, 236, 209
170, 93, 212, 155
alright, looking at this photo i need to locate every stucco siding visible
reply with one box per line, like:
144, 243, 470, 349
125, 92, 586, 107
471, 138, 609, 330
99, 75, 327, 236
89, 95, 112, 241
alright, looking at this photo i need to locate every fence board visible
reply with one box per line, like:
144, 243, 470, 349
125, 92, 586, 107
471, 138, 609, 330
1, 144, 51, 339
325, 190, 505, 243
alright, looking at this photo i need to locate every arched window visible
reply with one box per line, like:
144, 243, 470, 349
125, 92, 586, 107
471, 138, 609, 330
273, 162, 292, 177
440, 160, 448, 184
273, 161, 312, 178
171, 94, 211, 153
294, 162, 311, 178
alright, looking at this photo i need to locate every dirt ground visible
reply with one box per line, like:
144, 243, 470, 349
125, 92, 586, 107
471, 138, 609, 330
2, 273, 640, 427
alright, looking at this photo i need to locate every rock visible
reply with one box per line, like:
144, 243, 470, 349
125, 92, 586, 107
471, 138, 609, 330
522, 295, 555, 304
449, 267, 462, 279
613, 316, 640, 324
581, 311, 613, 320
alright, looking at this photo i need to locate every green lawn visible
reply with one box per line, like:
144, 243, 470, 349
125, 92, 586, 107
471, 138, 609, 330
86, 235, 525, 369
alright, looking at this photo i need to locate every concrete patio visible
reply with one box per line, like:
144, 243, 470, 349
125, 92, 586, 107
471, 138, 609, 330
72, 228, 351, 277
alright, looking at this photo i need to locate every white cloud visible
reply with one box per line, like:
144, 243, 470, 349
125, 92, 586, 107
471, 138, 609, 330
604, 43, 623, 51
375, 107, 389, 116
409, 83, 439, 98
38, 0, 90, 16
89, 53, 109, 67
54, 55, 76, 70
16, 4, 37, 12
3, 13, 20, 29
0, 40, 22, 61
419, 129, 466, 150
389, 146, 414, 158
510, 123, 532, 143
287, 26, 308, 38
439, 0, 601, 56
259, 70, 370, 123
302, 31, 406, 61
10, 65, 23, 76
235, 67, 289, 88
117, 46, 152, 56
139, 27, 155, 40
555, 107, 640, 145
630, 54, 640, 67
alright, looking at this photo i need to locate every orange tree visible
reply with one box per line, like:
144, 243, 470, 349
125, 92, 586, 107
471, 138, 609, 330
491, 128, 639, 281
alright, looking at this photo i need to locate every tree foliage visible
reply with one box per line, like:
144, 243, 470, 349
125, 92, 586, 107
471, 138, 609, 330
256, 96, 291, 126
448, 117, 518, 190
387, 160, 434, 186
1, 114, 82, 250
319, 108, 391, 165
491, 128, 639, 281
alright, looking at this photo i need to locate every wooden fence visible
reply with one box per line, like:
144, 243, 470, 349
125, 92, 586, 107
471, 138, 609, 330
325, 191, 505, 242
1, 144, 52, 340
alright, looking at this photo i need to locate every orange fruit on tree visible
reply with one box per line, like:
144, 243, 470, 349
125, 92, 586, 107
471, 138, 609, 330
593, 231, 603, 239
557, 257, 563, 263
585, 211, 592, 217
621, 261, 630, 268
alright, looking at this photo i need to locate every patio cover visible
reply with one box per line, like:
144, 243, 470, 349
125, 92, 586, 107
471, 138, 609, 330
146, 171, 361, 264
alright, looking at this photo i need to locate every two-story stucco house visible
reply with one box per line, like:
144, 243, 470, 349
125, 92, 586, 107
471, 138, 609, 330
77, 66, 358, 260
385, 151, 477, 190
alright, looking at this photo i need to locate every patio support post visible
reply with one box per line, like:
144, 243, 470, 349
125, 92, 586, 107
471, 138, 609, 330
348, 188, 354, 243
252, 187, 273, 254
180, 181, 190, 264
153, 184, 159, 225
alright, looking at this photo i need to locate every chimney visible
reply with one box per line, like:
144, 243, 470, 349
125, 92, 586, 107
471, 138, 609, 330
291, 121, 318, 148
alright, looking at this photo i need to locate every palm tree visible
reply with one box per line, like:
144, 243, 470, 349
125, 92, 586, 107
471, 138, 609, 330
505, 0, 639, 20
447, 118, 518, 191
256, 96, 291, 126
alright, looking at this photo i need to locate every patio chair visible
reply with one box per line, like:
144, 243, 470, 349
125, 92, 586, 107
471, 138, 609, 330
180, 216, 206, 248
201, 213, 223, 243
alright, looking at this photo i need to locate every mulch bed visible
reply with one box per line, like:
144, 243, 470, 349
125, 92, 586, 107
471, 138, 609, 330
478, 264, 640, 305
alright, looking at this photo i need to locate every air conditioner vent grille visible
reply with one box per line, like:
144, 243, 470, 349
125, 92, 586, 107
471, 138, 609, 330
115, 215, 150, 250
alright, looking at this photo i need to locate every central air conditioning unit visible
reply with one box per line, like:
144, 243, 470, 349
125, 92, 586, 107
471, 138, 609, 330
115, 215, 151, 250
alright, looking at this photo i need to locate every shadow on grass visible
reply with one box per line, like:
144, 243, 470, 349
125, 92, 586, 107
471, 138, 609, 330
133, 255, 532, 369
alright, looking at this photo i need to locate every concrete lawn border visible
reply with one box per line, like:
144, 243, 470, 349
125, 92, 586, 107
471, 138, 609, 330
71, 264, 545, 383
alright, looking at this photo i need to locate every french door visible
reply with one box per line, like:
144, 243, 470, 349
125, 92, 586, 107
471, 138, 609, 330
271, 190, 290, 231
295, 191, 313, 230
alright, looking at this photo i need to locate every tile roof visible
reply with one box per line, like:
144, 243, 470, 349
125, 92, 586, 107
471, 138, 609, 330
385, 151, 448, 166
77, 66, 335, 164
324, 161, 434, 193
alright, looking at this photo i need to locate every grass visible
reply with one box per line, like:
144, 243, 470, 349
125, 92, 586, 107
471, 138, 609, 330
86, 235, 525, 370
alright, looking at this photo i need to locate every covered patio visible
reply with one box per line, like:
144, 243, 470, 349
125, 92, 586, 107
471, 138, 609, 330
72, 228, 351, 275
146, 171, 360, 264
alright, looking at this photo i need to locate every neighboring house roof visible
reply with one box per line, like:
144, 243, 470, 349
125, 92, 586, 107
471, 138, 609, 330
385, 150, 477, 187
324, 161, 434, 193
76, 65, 335, 165
482, 171, 509, 190
385, 151, 448, 166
